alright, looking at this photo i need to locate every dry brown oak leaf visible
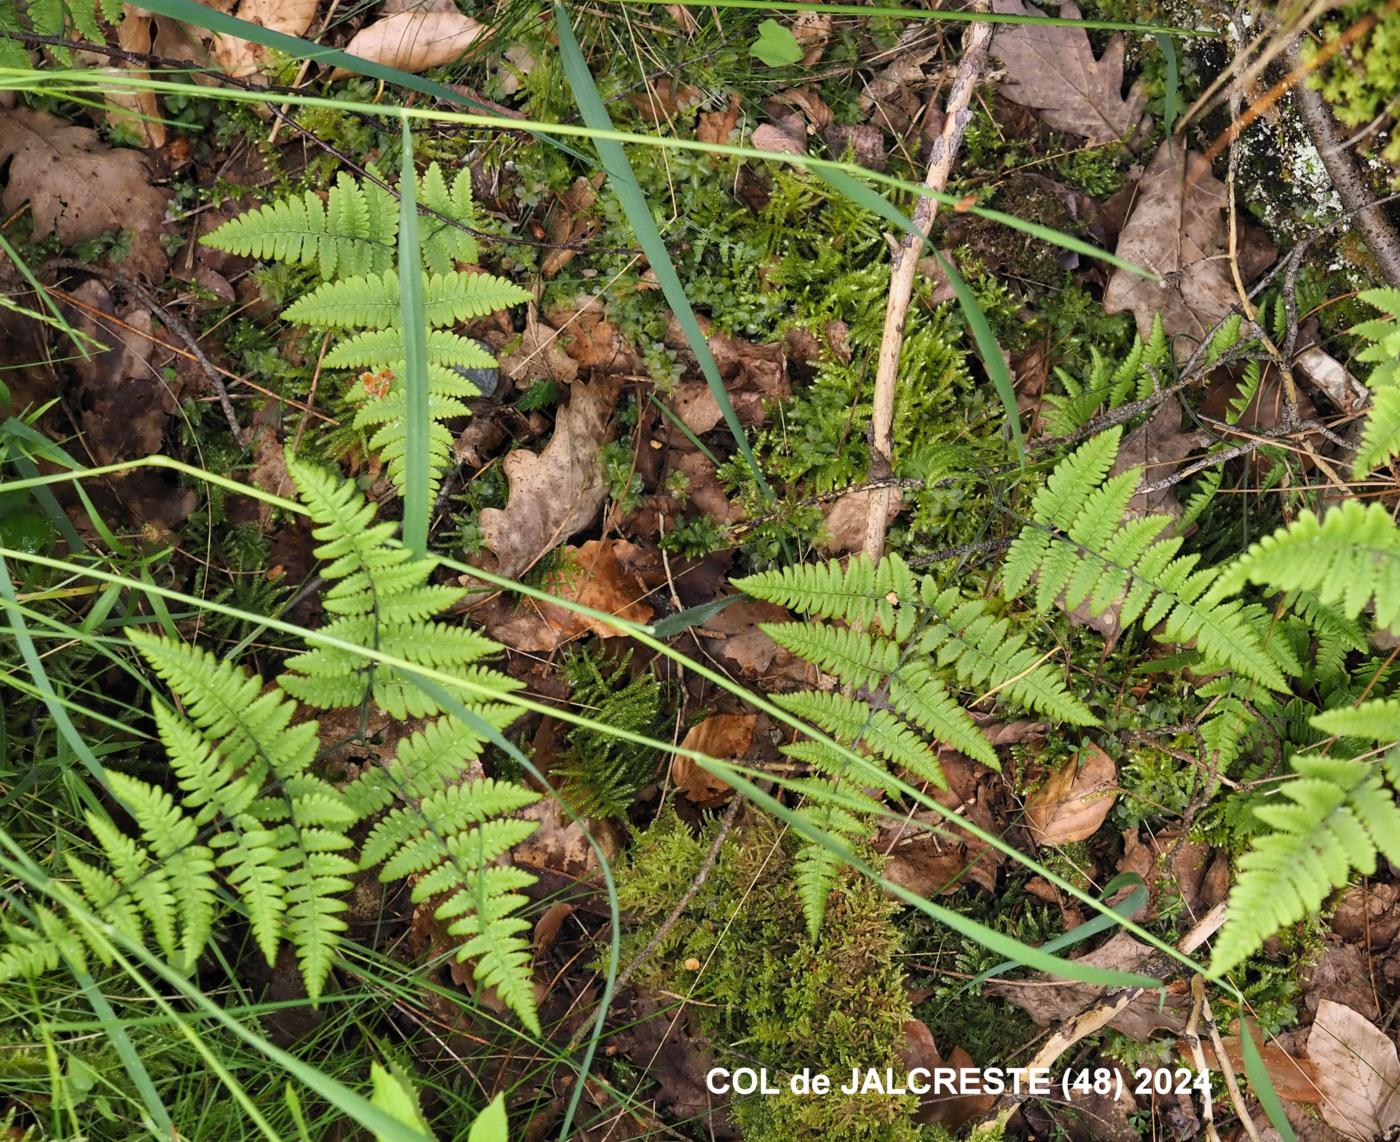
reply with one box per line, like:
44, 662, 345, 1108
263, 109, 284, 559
1102, 141, 1272, 363
478, 377, 622, 580
330, 10, 486, 78
0, 108, 171, 281
211, 0, 318, 77
990, 0, 1148, 145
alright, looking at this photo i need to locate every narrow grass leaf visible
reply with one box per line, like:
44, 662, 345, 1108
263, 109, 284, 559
936, 252, 1025, 465
603, 0, 1210, 34
72, 968, 174, 1138
1241, 1018, 1297, 1142
1155, 33, 1180, 134
553, 1, 771, 500
127, 0, 587, 161
396, 117, 431, 557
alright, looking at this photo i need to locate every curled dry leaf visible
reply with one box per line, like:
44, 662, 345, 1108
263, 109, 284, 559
478, 378, 621, 579
989, 0, 1148, 145
672, 714, 756, 806
331, 11, 486, 79
1024, 742, 1117, 845
0, 107, 171, 280
1306, 999, 1400, 1137
1103, 141, 1274, 362
514, 798, 620, 880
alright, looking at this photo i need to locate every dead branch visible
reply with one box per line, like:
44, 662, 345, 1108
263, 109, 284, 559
862, 4, 994, 563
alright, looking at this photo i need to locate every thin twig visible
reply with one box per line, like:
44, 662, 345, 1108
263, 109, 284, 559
863, 3, 993, 562
45, 258, 246, 445
969, 903, 1228, 1139
1285, 37, 1400, 290
612, 794, 744, 994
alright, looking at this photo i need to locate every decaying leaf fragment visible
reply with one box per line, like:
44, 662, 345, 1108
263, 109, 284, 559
478, 378, 621, 579
1103, 140, 1273, 362
0, 107, 171, 280
1024, 742, 1116, 844
990, 0, 1148, 145
212, 0, 319, 77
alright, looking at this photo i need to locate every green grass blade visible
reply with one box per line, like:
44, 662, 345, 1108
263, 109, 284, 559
1, 68, 1155, 279
396, 117, 431, 557
1240, 1018, 1296, 1142
602, 0, 1210, 34
126, 0, 587, 161
1155, 33, 1180, 134
71, 968, 174, 1139
553, 1, 772, 501
936, 251, 1025, 464
0, 555, 112, 790
814, 169, 1025, 464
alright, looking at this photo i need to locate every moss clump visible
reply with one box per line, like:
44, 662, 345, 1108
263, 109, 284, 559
616, 811, 923, 1141
1305, 1, 1400, 175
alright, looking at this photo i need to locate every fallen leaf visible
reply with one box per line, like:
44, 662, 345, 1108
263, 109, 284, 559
752, 120, 805, 156
1303, 942, 1380, 1021
698, 94, 743, 145
1333, 883, 1400, 948
1024, 743, 1117, 845
988, 930, 1189, 1038
541, 175, 602, 279
213, 0, 318, 77
478, 378, 621, 579
792, 11, 831, 67
1190, 1038, 1320, 1105
546, 295, 647, 375
498, 310, 579, 387
1103, 142, 1274, 362
483, 539, 654, 652
330, 11, 486, 79
514, 797, 620, 880
246, 423, 292, 524
105, 7, 166, 149
825, 123, 887, 171
698, 599, 817, 690
990, 0, 1149, 144
1306, 999, 1400, 1137
629, 78, 703, 123
0, 108, 171, 280
819, 488, 904, 556
672, 714, 756, 805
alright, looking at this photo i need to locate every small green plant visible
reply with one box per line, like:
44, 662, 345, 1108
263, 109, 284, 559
1344, 288, 1400, 475
202, 163, 529, 497
0, 457, 543, 1030
551, 648, 666, 818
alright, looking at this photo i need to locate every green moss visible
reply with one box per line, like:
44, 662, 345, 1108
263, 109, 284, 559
1306, 1, 1400, 173
616, 811, 924, 1140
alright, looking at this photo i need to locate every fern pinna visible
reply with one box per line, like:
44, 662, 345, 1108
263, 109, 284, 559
203, 164, 529, 498
0, 457, 544, 1031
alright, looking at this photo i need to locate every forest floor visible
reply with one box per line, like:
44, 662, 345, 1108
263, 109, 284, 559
4, 1, 1400, 1140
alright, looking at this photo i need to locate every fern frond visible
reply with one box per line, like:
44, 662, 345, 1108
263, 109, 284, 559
1002, 431, 1287, 688
1212, 752, 1400, 973
203, 171, 398, 279
1220, 500, 1400, 633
